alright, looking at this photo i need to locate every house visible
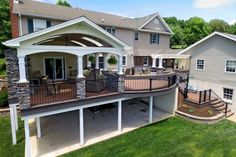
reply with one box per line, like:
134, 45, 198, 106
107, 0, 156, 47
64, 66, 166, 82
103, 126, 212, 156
3, 0, 188, 157
178, 32, 236, 113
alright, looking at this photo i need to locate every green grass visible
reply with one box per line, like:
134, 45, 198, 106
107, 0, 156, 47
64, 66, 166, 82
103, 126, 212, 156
1, 116, 236, 157
0, 58, 6, 76
63, 117, 236, 157
0, 116, 24, 157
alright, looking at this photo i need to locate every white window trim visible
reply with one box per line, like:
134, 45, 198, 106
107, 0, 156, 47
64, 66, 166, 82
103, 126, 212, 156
222, 87, 234, 103
195, 59, 205, 71
122, 55, 127, 66
225, 59, 236, 74
33, 19, 47, 32
143, 57, 149, 66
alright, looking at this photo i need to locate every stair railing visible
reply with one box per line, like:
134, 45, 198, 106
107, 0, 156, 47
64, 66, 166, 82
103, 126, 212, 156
211, 89, 229, 116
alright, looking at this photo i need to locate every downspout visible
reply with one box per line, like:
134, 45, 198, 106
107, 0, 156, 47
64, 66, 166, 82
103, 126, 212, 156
19, 13, 23, 36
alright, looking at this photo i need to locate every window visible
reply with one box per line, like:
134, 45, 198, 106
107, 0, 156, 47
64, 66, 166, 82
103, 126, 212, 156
134, 32, 139, 40
196, 59, 204, 70
223, 88, 234, 100
99, 56, 104, 69
150, 33, 159, 44
28, 19, 51, 33
122, 56, 127, 66
225, 60, 236, 73
143, 57, 149, 66
104, 27, 115, 35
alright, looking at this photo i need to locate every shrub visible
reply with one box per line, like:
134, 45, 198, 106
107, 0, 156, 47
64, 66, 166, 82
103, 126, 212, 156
0, 87, 8, 107
88, 55, 96, 63
107, 55, 117, 65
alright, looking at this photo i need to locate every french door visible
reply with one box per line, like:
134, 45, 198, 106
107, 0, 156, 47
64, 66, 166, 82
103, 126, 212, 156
44, 57, 65, 80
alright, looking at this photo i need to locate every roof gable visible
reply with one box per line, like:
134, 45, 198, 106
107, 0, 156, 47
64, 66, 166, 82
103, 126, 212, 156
3, 16, 131, 49
178, 32, 236, 55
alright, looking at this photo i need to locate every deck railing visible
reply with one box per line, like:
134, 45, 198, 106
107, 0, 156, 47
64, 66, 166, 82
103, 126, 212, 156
124, 73, 176, 92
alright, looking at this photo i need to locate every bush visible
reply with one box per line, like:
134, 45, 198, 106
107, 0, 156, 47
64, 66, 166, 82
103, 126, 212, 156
107, 55, 117, 65
0, 87, 8, 107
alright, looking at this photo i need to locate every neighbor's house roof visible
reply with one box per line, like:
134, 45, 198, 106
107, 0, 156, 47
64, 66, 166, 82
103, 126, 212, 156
178, 32, 236, 55
13, 0, 172, 34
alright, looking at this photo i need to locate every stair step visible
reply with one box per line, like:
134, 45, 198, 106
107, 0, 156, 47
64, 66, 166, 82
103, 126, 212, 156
211, 101, 222, 105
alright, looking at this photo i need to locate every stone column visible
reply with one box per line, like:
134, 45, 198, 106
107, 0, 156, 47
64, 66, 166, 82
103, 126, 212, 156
17, 82, 30, 109
5, 49, 19, 100
76, 55, 86, 99
117, 74, 124, 93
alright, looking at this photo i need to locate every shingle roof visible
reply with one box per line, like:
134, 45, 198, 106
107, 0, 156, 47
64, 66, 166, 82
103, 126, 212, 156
13, 0, 158, 30
222, 33, 236, 40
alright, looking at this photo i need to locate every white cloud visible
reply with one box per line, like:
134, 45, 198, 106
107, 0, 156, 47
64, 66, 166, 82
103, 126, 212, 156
229, 19, 236, 25
194, 0, 236, 9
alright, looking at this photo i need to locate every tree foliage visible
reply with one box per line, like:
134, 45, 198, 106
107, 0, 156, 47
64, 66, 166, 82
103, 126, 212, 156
0, 0, 11, 57
56, 0, 71, 7
209, 19, 229, 32
164, 16, 235, 48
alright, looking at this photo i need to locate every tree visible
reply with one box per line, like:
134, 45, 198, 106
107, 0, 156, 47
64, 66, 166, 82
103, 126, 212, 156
228, 24, 236, 34
56, 0, 71, 7
0, 0, 11, 57
184, 17, 211, 46
209, 19, 230, 33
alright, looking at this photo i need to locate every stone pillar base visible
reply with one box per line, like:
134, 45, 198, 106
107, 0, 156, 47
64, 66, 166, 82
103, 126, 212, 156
76, 77, 86, 99
17, 82, 30, 110
117, 74, 125, 93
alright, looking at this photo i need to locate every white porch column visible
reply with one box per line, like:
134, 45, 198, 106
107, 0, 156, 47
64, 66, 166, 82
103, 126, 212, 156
86, 55, 91, 68
118, 55, 123, 75
10, 105, 16, 145
149, 96, 153, 123
80, 108, 84, 146
95, 53, 99, 69
77, 55, 84, 78
152, 57, 157, 68
36, 117, 41, 138
24, 118, 31, 157
18, 55, 27, 83
158, 57, 163, 68
174, 87, 179, 115
103, 53, 108, 71
118, 100, 122, 132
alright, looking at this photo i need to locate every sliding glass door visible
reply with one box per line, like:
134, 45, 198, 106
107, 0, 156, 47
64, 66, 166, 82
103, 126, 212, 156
44, 57, 65, 80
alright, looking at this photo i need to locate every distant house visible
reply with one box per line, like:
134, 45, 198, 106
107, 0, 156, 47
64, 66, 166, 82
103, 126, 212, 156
178, 32, 236, 113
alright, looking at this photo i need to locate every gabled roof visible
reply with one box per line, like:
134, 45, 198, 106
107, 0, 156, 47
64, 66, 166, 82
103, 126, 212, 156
178, 32, 236, 55
13, 0, 171, 34
3, 16, 132, 49
138, 13, 173, 34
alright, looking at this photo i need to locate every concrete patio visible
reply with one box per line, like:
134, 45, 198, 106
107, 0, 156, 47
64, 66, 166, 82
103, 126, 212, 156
28, 100, 173, 157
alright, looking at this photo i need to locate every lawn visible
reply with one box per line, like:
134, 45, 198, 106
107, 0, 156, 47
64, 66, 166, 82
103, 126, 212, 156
0, 116, 236, 157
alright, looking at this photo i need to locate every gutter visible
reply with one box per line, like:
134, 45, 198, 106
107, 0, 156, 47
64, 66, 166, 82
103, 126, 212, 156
18, 13, 23, 36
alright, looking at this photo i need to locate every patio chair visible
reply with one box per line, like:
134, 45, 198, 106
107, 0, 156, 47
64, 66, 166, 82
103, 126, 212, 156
43, 77, 60, 95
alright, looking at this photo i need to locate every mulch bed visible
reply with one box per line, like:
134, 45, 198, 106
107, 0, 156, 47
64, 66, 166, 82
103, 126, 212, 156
178, 103, 220, 117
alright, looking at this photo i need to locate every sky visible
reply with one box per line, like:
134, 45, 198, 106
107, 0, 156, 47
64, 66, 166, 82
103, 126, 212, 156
35, 0, 236, 24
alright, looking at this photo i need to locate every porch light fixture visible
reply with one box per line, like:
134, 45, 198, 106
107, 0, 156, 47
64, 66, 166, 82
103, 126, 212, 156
81, 37, 103, 47
70, 40, 87, 47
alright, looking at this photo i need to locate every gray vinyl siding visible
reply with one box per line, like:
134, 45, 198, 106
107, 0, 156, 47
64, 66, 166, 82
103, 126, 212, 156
185, 35, 236, 86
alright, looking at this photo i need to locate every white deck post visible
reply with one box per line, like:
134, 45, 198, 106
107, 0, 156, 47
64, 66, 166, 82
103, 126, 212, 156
118, 100, 122, 132
10, 105, 17, 145
152, 57, 156, 68
13, 104, 18, 131
18, 55, 27, 83
77, 55, 84, 78
87, 55, 91, 68
95, 53, 99, 69
80, 108, 84, 146
174, 87, 179, 114
118, 55, 123, 75
36, 117, 41, 138
103, 53, 108, 71
158, 57, 163, 68
24, 118, 31, 157
149, 96, 153, 123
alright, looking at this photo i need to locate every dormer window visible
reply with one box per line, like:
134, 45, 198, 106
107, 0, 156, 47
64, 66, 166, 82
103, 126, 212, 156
103, 27, 115, 35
